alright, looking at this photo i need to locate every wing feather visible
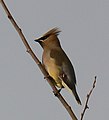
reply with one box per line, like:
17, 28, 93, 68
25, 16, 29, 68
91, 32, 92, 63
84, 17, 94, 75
50, 48, 77, 90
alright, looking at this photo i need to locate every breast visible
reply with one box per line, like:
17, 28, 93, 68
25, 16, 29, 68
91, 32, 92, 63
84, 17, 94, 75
43, 52, 62, 88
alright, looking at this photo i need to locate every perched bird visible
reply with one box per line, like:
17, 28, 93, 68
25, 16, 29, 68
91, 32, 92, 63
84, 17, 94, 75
34, 28, 82, 105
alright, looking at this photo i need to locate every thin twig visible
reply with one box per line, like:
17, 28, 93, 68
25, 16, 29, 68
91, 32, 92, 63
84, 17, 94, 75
0, 0, 78, 120
80, 76, 97, 120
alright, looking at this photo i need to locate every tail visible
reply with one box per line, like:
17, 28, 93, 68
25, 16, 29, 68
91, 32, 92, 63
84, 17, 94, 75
72, 89, 82, 105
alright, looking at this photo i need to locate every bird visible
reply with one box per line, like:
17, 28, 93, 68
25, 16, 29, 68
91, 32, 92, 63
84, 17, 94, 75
34, 28, 82, 105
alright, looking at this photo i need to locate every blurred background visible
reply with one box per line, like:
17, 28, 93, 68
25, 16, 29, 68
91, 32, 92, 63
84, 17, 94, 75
0, 0, 109, 120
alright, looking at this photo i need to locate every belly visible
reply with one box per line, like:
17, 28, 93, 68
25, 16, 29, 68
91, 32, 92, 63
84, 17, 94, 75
45, 60, 62, 88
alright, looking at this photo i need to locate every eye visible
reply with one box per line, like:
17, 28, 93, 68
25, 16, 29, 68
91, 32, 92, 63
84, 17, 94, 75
40, 35, 50, 40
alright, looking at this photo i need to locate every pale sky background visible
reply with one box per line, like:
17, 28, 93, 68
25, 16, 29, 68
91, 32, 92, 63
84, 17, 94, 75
0, 0, 109, 120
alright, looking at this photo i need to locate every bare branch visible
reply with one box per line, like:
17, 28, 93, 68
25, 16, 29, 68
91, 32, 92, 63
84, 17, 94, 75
80, 76, 97, 120
0, 0, 78, 119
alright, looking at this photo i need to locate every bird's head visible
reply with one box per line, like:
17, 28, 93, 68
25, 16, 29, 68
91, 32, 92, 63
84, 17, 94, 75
34, 28, 61, 49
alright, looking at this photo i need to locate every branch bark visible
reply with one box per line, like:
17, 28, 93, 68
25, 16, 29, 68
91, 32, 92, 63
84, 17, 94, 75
0, 0, 78, 120
80, 76, 97, 120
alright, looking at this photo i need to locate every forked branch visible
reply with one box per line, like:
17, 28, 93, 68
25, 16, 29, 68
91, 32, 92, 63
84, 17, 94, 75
80, 76, 97, 120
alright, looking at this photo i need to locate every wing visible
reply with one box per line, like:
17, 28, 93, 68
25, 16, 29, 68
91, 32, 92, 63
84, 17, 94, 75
50, 48, 77, 90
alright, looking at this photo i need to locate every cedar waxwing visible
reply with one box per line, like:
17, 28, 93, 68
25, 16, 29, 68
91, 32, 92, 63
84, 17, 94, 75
34, 28, 82, 105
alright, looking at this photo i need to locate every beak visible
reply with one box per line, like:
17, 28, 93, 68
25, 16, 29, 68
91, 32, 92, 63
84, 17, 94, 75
34, 38, 43, 47
34, 38, 41, 42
